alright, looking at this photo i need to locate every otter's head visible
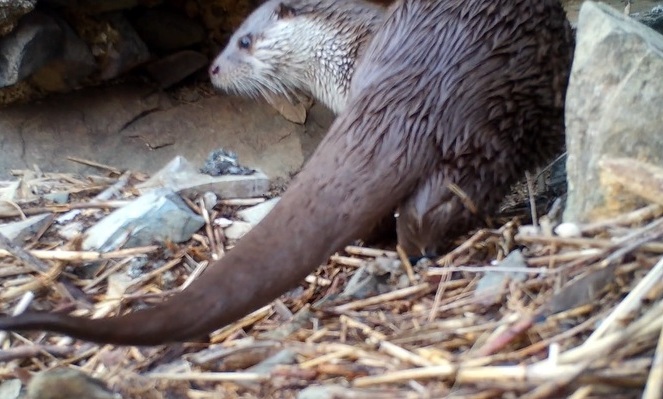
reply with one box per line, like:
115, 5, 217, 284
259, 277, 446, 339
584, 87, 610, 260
209, 0, 319, 101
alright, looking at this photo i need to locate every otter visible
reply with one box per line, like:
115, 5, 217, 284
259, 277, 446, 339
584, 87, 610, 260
0, 0, 573, 345
208, 0, 385, 114
210, 0, 397, 247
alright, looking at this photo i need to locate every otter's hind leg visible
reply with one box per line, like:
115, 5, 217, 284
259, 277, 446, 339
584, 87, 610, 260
395, 170, 513, 257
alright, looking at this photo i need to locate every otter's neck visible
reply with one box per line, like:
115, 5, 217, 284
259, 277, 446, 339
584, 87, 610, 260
299, 13, 382, 113
305, 35, 361, 113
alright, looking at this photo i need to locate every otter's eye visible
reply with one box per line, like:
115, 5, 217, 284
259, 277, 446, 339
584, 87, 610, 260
238, 35, 252, 49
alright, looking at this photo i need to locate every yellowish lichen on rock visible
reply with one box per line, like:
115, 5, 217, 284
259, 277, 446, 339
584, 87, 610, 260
0, 81, 43, 106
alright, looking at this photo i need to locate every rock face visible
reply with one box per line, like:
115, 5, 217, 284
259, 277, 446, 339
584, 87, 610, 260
0, 12, 63, 87
144, 50, 208, 89
0, 0, 262, 106
130, 8, 205, 51
30, 15, 96, 91
564, 1, 663, 222
0, 0, 36, 36
82, 188, 205, 252
0, 83, 332, 179
0, 0, 660, 107
633, 5, 663, 35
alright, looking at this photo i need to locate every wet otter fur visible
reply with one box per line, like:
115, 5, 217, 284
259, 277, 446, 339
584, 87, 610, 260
0, 0, 573, 345
209, 0, 385, 113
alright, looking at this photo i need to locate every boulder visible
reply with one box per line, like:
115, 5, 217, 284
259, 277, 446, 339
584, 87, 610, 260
564, 1, 663, 222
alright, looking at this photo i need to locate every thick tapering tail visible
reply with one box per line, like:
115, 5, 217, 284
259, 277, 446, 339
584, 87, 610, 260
0, 252, 286, 345
0, 312, 177, 346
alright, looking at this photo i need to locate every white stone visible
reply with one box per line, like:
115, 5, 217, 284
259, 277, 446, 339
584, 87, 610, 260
554, 222, 582, 238
224, 221, 253, 240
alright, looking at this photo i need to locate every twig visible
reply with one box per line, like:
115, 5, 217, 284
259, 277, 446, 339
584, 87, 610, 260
396, 245, 416, 284
555, 299, 663, 365
210, 305, 273, 343
515, 234, 663, 254
345, 246, 398, 258
329, 255, 365, 268
0, 344, 75, 362
147, 372, 269, 382
581, 204, 663, 235
428, 265, 451, 323
340, 315, 435, 367
0, 246, 159, 262
525, 171, 539, 228
0, 233, 52, 273
643, 324, 663, 399
219, 198, 266, 206
353, 364, 457, 387
82, 257, 136, 291
436, 229, 492, 266
66, 157, 123, 174
586, 255, 663, 343
1, 200, 131, 218
330, 283, 431, 312
426, 265, 554, 275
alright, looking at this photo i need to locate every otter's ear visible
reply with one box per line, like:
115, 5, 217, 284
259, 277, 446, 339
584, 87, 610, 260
276, 3, 298, 19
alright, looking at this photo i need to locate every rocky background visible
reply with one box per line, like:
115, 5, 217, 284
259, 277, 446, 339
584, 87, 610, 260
0, 0, 264, 105
0, 0, 662, 181
0, 0, 395, 106
0, 0, 397, 180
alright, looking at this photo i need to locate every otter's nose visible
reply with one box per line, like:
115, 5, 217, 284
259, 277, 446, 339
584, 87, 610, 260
209, 64, 220, 76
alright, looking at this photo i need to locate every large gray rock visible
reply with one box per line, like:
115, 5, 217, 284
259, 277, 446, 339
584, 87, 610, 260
82, 188, 205, 251
564, 1, 663, 222
30, 16, 96, 92
144, 50, 208, 89
633, 5, 663, 35
0, 0, 36, 36
0, 12, 62, 87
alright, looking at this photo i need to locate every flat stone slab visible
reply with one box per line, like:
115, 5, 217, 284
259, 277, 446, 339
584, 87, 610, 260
137, 155, 271, 199
82, 188, 205, 251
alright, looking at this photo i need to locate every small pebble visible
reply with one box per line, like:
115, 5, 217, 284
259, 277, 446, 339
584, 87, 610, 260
214, 217, 233, 228
27, 368, 119, 399
224, 221, 253, 240
554, 222, 582, 238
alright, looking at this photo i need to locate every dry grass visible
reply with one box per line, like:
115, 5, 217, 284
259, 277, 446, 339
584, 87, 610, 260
0, 161, 661, 399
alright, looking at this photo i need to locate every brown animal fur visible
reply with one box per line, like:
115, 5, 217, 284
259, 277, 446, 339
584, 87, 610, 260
0, 0, 573, 345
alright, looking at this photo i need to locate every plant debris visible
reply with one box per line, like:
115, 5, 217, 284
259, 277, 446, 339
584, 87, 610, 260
1, 157, 662, 399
